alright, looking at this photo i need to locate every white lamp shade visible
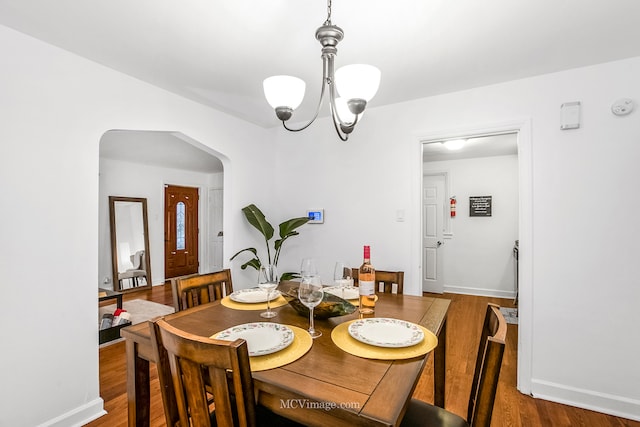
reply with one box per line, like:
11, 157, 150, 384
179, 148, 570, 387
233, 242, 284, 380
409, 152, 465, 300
335, 97, 362, 124
263, 75, 306, 110
335, 64, 381, 101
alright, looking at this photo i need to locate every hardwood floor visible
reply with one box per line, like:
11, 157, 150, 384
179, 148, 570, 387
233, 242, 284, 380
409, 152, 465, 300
87, 285, 640, 427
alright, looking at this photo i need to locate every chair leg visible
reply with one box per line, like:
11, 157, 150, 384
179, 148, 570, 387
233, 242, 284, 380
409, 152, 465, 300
434, 319, 447, 408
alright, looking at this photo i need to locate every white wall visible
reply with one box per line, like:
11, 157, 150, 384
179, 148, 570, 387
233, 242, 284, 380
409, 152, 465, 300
0, 25, 274, 426
98, 156, 224, 288
2, 20, 639, 425
426, 155, 519, 297
270, 124, 414, 282
274, 58, 640, 420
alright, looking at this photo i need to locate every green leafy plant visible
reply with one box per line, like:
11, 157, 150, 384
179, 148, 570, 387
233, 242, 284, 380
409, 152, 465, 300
230, 204, 310, 281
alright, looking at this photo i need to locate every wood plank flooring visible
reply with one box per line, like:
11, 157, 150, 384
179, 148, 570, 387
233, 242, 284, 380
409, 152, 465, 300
86, 285, 640, 427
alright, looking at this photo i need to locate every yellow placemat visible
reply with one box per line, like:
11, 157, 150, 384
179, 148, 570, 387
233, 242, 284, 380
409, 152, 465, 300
346, 293, 380, 307
221, 295, 289, 311
331, 320, 438, 360
212, 325, 312, 372
343, 294, 379, 307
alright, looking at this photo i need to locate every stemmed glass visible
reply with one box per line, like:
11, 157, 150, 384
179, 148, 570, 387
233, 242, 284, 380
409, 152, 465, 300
258, 264, 278, 319
298, 276, 324, 338
300, 258, 318, 279
333, 262, 352, 299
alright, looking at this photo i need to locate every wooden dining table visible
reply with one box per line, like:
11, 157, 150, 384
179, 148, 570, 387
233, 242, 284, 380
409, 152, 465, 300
121, 291, 450, 427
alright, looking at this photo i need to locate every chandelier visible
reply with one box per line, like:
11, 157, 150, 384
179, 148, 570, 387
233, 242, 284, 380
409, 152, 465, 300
263, 0, 381, 141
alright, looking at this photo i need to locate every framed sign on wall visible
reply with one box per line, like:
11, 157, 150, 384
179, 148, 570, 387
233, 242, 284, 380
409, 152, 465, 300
469, 196, 492, 217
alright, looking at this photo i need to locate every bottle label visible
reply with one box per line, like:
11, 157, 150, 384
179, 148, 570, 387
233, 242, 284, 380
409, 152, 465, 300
359, 280, 375, 296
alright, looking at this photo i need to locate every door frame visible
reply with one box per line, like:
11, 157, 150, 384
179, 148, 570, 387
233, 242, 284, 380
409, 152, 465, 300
413, 118, 533, 395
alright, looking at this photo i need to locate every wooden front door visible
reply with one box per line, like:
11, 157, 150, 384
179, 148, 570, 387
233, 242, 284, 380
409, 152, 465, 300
165, 185, 199, 279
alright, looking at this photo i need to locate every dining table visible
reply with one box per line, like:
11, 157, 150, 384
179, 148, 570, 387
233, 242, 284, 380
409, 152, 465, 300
121, 288, 450, 427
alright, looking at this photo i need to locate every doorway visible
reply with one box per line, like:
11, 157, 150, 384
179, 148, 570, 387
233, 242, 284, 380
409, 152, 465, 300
418, 119, 533, 395
165, 184, 199, 279
208, 188, 224, 271
421, 133, 519, 297
99, 130, 226, 287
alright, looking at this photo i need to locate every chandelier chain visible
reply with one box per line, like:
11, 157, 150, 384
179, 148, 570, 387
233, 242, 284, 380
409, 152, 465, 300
325, 0, 332, 24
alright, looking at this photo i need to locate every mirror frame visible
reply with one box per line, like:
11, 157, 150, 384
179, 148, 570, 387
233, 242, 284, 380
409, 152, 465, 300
109, 196, 152, 292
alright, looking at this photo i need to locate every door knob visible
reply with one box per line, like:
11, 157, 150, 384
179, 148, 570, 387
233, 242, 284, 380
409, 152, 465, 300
437, 241, 443, 247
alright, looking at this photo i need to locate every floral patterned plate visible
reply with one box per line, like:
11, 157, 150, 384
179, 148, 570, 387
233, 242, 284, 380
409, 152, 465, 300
229, 288, 281, 303
348, 318, 424, 348
216, 322, 293, 356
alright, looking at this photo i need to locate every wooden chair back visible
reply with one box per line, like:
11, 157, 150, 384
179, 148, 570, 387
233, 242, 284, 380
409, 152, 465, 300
467, 303, 507, 427
169, 273, 200, 309
351, 269, 404, 294
400, 303, 506, 427
172, 269, 233, 312
149, 318, 257, 427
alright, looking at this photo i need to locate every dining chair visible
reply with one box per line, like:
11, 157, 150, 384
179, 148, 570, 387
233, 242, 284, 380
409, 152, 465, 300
128, 250, 148, 286
149, 318, 301, 427
117, 250, 148, 288
172, 269, 234, 312
169, 272, 200, 309
400, 303, 507, 427
351, 269, 404, 294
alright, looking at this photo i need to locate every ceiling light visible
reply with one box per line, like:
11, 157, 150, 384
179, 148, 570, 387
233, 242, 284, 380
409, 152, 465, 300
263, 0, 381, 141
444, 139, 466, 150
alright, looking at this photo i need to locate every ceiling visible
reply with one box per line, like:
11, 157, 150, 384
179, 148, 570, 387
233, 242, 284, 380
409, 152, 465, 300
2, 0, 640, 131
423, 133, 517, 162
100, 130, 224, 173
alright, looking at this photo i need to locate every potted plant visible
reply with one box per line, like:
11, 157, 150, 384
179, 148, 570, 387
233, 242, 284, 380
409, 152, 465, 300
230, 204, 309, 281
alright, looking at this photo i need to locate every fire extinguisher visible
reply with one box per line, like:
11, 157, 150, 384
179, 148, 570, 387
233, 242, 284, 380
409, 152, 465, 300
450, 196, 457, 217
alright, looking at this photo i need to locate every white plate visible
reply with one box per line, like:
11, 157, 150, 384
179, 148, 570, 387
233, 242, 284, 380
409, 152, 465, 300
216, 322, 294, 356
229, 288, 281, 303
323, 286, 359, 300
348, 318, 424, 348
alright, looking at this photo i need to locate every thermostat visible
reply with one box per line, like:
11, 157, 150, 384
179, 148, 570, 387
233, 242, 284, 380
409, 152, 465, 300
306, 209, 324, 224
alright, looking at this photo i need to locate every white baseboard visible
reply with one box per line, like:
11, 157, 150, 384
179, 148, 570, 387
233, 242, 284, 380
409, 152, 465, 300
443, 285, 515, 299
532, 379, 640, 422
37, 398, 106, 427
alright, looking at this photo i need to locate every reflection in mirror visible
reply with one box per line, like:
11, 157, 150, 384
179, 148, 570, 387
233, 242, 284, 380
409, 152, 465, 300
109, 196, 152, 291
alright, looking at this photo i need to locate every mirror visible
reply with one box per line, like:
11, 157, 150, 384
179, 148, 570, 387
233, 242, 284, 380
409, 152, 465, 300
109, 196, 152, 291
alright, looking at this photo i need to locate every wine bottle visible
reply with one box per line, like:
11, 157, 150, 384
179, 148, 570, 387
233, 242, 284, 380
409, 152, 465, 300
358, 245, 376, 314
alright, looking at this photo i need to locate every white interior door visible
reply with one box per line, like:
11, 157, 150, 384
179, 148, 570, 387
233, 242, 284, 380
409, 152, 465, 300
208, 188, 224, 272
423, 175, 445, 293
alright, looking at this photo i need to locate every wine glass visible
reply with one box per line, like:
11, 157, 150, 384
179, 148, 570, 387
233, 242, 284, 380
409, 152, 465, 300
333, 261, 352, 299
258, 264, 278, 319
298, 276, 324, 338
300, 258, 318, 279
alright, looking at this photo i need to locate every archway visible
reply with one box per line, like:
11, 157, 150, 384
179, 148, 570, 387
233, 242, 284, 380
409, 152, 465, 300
98, 129, 227, 288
